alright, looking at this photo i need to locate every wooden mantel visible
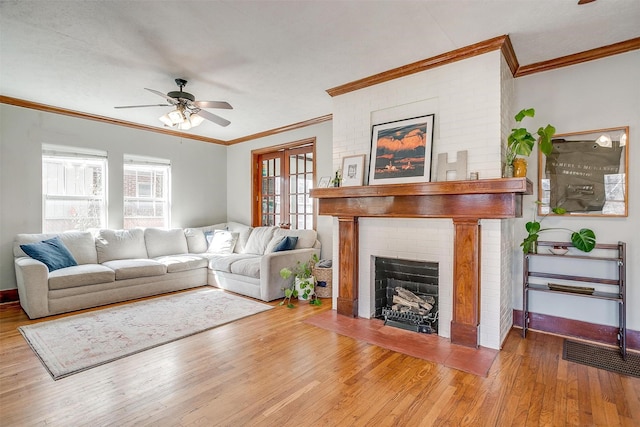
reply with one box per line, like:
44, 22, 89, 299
310, 177, 533, 348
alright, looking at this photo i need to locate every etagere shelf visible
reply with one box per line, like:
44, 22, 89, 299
522, 240, 626, 359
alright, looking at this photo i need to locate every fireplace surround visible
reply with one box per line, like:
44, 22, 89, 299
310, 177, 532, 348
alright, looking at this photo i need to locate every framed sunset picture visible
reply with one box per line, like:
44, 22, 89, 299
368, 114, 435, 185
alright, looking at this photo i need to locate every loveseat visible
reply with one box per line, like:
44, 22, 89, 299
13, 222, 321, 319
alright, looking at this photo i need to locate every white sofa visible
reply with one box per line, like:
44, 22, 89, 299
13, 222, 321, 319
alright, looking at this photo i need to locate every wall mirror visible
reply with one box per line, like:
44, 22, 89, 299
538, 126, 628, 217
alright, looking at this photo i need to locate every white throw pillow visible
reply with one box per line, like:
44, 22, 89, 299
206, 230, 239, 254
242, 226, 277, 255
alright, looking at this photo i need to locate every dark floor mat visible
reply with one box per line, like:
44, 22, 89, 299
563, 340, 640, 378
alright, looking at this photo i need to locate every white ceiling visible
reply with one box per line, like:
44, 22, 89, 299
1, 0, 639, 142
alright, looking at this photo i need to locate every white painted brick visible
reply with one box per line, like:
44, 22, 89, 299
332, 50, 513, 349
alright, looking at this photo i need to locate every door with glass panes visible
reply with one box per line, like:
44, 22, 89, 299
256, 143, 314, 230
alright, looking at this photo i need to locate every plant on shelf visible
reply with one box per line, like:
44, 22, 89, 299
505, 108, 556, 177
521, 202, 596, 253
279, 253, 321, 308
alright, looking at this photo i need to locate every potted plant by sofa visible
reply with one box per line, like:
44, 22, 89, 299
279, 254, 321, 308
521, 203, 596, 253
505, 108, 556, 177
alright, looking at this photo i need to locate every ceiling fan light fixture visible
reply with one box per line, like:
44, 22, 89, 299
189, 113, 205, 127
177, 120, 192, 130
167, 109, 186, 125
126, 79, 231, 130
159, 113, 174, 127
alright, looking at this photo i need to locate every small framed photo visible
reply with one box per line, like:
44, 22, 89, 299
317, 176, 331, 188
341, 154, 366, 187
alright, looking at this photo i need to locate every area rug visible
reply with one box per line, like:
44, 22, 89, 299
19, 288, 272, 380
303, 310, 498, 377
563, 340, 640, 378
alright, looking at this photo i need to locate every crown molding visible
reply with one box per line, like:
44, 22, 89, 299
0, 95, 227, 145
327, 35, 511, 97
326, 36, 640, 97
515, 37, 640, 77
225, 114, 333, 145
1, 95, 332, 146
500, 34, 519, 76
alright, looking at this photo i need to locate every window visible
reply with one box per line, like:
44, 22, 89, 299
42, 145, 107, 232
123, 155, 171, 229
252, 139, 315, 230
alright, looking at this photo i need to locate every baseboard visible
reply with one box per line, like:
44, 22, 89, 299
0, 288, 19, 303
513, 309, 639, 352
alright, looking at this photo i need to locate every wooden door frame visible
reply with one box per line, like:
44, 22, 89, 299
251, 137, 316, 228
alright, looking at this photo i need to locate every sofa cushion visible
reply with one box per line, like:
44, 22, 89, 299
20, 237, 78, 272
206, 230, 239, 254
144, 228, 189, 258
184, 223, 227, 253
229, 257, 261, 279
204, 253, 258, 273
226, 222, 253, 254
48, 264, 115, 290
96, 229, 148, 263
154, 254, 208, 273
242, 226, 277, 255
14, 231, 98, 264
102, 259, 166, 280
184, 228, 208, 254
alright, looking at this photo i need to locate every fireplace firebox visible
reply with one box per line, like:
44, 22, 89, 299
374, 257, 439, 334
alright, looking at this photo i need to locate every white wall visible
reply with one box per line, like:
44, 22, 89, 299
513, 50, 640, 331
225, 120, 334, 259
331, 51, 508, 348
0, 104, 227, 291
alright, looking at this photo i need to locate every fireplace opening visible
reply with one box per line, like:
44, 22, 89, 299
374, 257, 439, 334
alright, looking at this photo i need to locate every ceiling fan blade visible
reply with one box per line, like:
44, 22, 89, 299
193, 100, 233, 110
114, 104, 172, 109
196, 109, 231, 127
144, 88, 179, 105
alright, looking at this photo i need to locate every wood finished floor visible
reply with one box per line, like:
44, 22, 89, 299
1, 289, 639, 426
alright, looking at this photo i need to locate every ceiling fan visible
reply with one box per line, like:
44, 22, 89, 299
115, 78, 232, 129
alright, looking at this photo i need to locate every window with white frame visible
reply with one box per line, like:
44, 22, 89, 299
123, 155, 171, 229
42, 144, 107, 233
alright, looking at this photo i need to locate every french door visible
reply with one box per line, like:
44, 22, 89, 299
252, 139, 315, 230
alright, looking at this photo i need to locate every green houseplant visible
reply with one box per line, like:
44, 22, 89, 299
521, 203, 596, 253
279, 253, 321, 308
505, 108, 556, 177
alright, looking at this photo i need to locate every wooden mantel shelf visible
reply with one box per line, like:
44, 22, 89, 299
310, 178, 532, 348
311, 177, 531, 199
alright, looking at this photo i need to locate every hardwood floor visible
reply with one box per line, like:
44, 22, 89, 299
1, 290, 639, 426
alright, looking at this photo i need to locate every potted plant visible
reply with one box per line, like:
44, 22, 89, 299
505, 108, 556, 177
521, 203, 596, 253
279, 253, 321, 308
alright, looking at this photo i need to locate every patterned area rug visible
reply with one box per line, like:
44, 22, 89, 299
19, 288, 272, 380
563, 340, 640, 378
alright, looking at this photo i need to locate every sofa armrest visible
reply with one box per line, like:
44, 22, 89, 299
14, 257, 50, 319
260, 247, 321, 302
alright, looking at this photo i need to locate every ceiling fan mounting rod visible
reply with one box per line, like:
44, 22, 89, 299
175, 78, 188, 91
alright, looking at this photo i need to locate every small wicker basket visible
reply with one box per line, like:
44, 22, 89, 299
313, 266, 333, 298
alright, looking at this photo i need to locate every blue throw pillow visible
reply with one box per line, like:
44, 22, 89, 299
20, 236, 78, 272
273, 236, 298, 252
